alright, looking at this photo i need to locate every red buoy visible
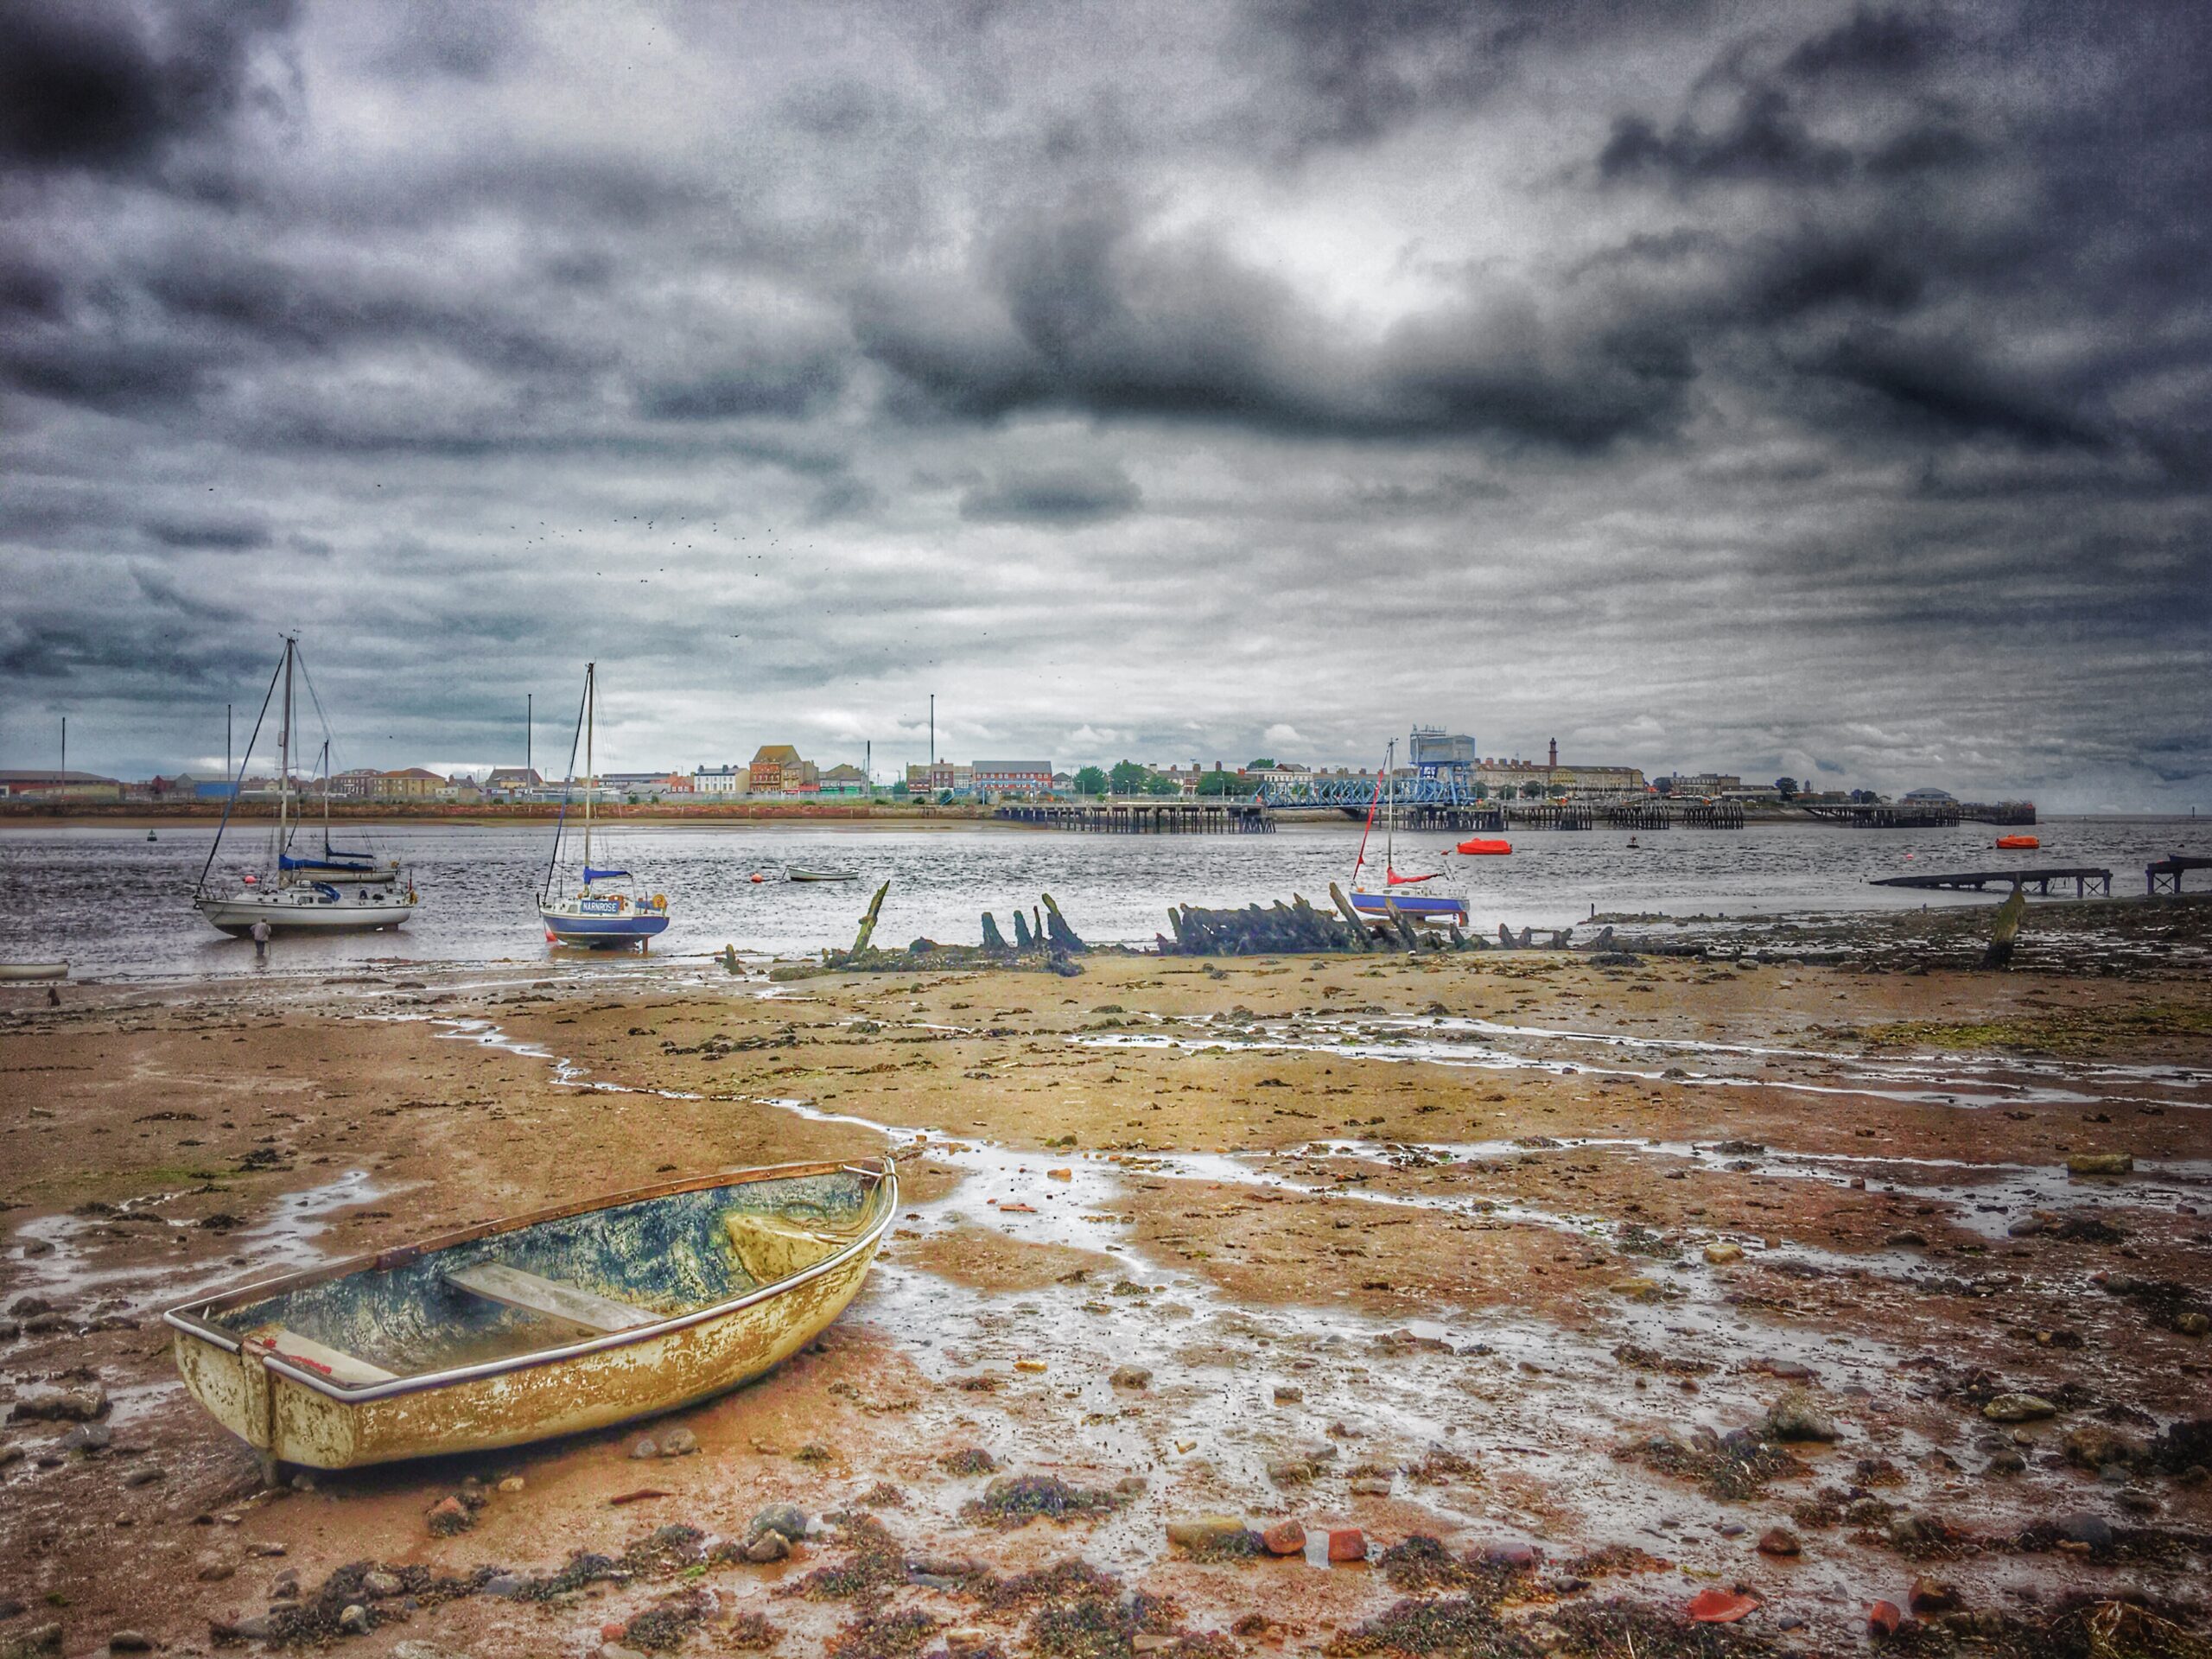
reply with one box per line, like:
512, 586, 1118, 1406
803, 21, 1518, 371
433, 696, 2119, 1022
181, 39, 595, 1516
1456, 837, 1512, 855
749, 872, 766, 883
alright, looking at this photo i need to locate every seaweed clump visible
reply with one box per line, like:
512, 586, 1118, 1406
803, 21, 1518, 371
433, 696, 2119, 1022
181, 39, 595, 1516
1376, 1537, 1520, 1599
1031, 1588, 1190, 1658
622, 1588, 711, 1651
962, 1473, 1127, 1529
939, 1446, 999, 1476
1618, 1429, 1808, 1501
827, 1609, 939, 1659
781, 1512, 908, 1604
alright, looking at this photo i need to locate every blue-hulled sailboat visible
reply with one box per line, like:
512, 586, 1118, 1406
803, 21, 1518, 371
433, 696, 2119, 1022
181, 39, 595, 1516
537, 662, 671, 949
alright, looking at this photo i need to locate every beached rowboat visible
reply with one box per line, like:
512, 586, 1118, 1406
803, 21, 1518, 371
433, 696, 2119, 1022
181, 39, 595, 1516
789, 868, 860, 882
164, 1157, 896, 1472
0, 961, 69, 981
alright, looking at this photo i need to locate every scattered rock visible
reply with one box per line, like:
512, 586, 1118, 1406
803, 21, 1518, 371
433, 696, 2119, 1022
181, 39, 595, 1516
1868, 1600, 1903, 1637
361, 1570, 403, 1598
1982, 1394, 2056, 1423
1763, 1388, 1839, 1443
1685, 1588, 1759, 1624
749, 1503, 808, 1542
122, 1464, 163, 1487
1261, 1521, 1306, 1556
657, 1427, 698, 1457
1350, 1476, 1394, 1496
1757, 1528, 1801, 1556
1273, 1384, 1304, 1403
9, 1382, 107, 1422
630, 1436, 658, 1459
338, 1603, 372, 1636
1109, 1366, 1152, 1389
2178, 1313, 2209, 1338
2067, 1153, 2133, 1177
58, 1422, 113, 1453
1166, 1516, 1249, 1550
2052, 1511, 2114, 1550
2064, 1426, 2143, 1470
195, 1561, 235, 1583
427, 1495, 473, 1536
107, 1636, 153, 1654
1909, 1577, 1960, 1614
1704, 1242, 1745, 1266
2, 1626, 61, 1657
483, 1573, 527, 1599
497, 1476, 524, 1493
1325, 1527, 1366, 1562
741, 1531, 790, 1564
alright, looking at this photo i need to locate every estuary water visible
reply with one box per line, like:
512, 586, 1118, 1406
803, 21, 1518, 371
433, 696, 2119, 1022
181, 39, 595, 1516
0, 815, 2202, 982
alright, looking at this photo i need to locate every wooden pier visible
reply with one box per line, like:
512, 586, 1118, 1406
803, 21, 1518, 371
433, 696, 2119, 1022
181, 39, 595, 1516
995, 801, 1274, 834
1806, 800, 2037, 829
1872, 867, 2112, 897
2147, 855, 2212, 894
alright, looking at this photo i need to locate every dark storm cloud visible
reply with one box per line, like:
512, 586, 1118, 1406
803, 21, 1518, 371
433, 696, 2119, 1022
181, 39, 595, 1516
3, 1, 2209, 805
0, 0, 295, 173
960, 459, 1141, 524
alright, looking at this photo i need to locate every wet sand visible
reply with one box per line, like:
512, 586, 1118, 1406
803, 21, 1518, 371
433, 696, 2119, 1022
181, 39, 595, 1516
3, 936, 2209, 1656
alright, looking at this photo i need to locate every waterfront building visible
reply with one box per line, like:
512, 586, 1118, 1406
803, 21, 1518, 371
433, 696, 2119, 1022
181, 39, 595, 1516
972, 760, 1052, 798
486, 766, 543, 796
818, 763, 871, 798
692, 764, 752, 797
0, 769, 122, 801
372, 767, 447, 800
750, 745, 817, 795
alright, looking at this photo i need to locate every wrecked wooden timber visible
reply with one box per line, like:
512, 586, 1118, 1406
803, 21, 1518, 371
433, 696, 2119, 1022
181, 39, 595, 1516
791, 882, 1104, 976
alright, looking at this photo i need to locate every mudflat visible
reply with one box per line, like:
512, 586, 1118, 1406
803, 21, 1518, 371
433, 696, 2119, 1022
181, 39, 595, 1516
3, 933, 2209, 1656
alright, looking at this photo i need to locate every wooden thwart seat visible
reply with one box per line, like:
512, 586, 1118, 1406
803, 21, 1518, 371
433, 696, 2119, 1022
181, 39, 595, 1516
444, 1262, 655, 1334
245, 1328, 397, 1388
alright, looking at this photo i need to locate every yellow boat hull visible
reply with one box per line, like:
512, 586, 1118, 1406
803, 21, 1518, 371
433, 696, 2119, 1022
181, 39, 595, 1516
166, 1160, 893, 1471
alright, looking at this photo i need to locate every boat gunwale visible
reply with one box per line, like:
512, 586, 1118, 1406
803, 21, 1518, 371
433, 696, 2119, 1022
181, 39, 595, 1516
162, 1156, 895, 1406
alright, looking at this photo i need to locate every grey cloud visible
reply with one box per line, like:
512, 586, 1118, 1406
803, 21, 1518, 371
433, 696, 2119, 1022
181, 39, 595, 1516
961, 460, 1142, 524
142, 514, 270, 550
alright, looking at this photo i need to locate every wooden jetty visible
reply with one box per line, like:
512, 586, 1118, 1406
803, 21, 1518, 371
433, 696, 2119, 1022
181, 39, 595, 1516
1806, 800, 2037, 829
995, 801, 1274, 834
2147, 855, 2212, 895
1872, 867, 2112, 897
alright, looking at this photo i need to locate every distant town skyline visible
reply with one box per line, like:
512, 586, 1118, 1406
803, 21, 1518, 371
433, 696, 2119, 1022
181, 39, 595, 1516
3, 4, 2206, 814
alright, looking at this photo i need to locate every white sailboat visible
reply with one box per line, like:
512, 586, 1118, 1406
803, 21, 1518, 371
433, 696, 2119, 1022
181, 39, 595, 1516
1348, 738, 1469, 928
194, 638, 418, 937
537, 663, 671, 949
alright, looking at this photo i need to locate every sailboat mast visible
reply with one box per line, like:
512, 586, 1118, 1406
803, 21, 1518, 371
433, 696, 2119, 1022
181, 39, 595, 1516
278, 637, 294, 870
582, 661, 594, 875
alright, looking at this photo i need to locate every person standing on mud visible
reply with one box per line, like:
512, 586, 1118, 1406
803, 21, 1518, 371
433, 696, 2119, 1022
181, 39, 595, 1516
251, 918, 270, 962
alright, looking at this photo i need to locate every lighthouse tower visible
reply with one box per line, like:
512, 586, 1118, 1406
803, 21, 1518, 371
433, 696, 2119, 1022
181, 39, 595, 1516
1548, 738, 1558, 769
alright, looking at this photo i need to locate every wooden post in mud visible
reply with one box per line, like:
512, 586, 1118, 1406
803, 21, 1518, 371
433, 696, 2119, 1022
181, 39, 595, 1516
1013, 909, 1034, 949
1042, 892, 1085, 951
1327, 882, 1373, 948
1982, 885, 2026, 969
982, 912, 1007, 950
1383, 897, 1420, 951
851, 881, 890, 956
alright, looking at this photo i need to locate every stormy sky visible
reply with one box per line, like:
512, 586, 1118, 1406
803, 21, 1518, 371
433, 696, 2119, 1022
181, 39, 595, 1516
3, 1, 2207, 808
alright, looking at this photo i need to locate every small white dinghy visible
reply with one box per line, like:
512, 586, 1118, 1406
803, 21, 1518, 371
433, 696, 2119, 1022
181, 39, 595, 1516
0, 962, 68, 982
789, 868, 859, 883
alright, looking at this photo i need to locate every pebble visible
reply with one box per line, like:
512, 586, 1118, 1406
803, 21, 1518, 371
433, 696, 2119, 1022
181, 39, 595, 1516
658, 1427, 699, 1457
1983, 1394, 2056, 1422
1757, 1527, 1801, 1556
1273, 1385, 1303, 1403
122, 1465, 163, 1487
1325, 1526, 1366, 1562
427, 1495, 473, 1536
59, 1423, 114, 1453
1868, 1601, 1903, 1637
391, 1644, 475, 1659
1703, 1242, 1745, 1266
2177, 1313, 2209, 1338
1763, 1389, 1839, 1442
338, 1603, 372, 1635
497, 1476, 525, 1493
196, 1561, 235, 1583
629, 1436, 658, 1459
1109, 1366, 1152, 1389
362, 1570, 404, 1598
3, 1626, 60, 1656
1261, 1521, 1306, 1556
741, 1530, 790, 1563
1910, 1577, 1961, 1614
1350, 1477, 1394, 1496
482, 1573, 527, 1598
107, 1635, 153, 1654
1166, 1515, 1247, 1549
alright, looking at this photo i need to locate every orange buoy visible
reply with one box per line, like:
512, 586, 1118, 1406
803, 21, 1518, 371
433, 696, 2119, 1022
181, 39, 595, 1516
749, 872, 766, 883
1456, 838, 1512, 855
1995, 835, 2040, 849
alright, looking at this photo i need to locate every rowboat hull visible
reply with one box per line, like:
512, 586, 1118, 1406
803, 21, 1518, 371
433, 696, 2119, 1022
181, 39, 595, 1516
1350, 891, 1469, 925
789, 869, 858, 882
165, 1159, 894, 1470
0, 961, 68, 982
